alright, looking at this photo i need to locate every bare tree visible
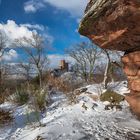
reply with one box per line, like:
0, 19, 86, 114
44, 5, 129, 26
103, 50, 123, 89
0, 30, 8, 90
17, 62, 32, 83
0, 30, 7, 58
15, 32, 49, 88
103, 49, 111, 89
67, 42, 102, 82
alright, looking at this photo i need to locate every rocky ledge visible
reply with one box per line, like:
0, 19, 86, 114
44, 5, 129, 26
79, 0, 140, 117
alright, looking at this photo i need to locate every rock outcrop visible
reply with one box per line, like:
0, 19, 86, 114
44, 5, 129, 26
79, 0, 140, 117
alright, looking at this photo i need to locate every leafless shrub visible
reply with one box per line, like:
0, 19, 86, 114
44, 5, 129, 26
48, 75, 82, 93
10, 89, 29, 105
66, 42, 102, 83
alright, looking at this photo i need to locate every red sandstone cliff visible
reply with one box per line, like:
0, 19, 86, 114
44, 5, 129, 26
79, 0, 140, 117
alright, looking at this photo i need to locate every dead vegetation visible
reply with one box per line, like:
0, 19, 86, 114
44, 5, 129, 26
47, 75, 82, 93
0, 109, 13, 125
88, 94, 99, 101
10, 89, 29, 105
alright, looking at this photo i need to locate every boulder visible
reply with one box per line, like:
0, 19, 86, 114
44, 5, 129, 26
78, 0, 140, 117
79, 0, 140, 52
125, 94, 140, 118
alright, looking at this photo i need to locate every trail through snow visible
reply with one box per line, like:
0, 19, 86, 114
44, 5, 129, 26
0, 81, 140, 140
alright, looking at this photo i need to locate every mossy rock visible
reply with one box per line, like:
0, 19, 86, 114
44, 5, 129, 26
100, 90, 124, 104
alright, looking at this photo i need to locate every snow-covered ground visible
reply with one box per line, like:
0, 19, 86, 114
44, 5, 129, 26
0, 81, 140, 140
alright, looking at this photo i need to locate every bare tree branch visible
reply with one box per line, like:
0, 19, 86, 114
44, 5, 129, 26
67, 42, 102, 83
15, 32, 49, 88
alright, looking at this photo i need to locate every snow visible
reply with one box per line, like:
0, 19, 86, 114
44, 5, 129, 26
85, 81, 130, 96
0, 81, 140, 140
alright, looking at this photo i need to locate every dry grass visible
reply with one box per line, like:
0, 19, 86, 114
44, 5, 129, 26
0, 96, 5, 104
47, 75, 82, 104
0, 88, 15, 104
66, 92, 79, 105
10, 89, 29, 105
47, 76, 71, 93
0, 109, 13, 125
88, 94, 99, 101
0, 86, 5, 104
48, 76, 82, 93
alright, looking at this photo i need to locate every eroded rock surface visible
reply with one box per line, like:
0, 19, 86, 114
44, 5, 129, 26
122, 51, 140, 117
79, 0, 140, 51
79, 0, 140, 117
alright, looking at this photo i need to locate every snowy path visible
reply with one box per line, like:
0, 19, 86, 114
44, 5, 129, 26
0, 82, 140, 140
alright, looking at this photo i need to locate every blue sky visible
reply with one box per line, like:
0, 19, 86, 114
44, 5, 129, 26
0, 0, 89, 64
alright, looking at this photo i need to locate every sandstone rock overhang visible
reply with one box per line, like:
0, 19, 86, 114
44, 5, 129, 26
78, 0, 140, 118
79, 0, 140, 52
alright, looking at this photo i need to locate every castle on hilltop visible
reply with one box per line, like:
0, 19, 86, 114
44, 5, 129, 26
50, 60, 69, 77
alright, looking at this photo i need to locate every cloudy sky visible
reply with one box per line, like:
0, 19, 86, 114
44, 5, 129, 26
0, 0, 89, 65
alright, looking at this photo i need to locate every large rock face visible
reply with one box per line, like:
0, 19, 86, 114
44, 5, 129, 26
79, 0, 140, 52
79, 0, 140, 117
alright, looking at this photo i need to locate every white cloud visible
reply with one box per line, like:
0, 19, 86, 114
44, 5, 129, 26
24, 0, 45, 13
8, 49, 18, 57
24, 4, 37, 13
21, 23, 54, 45
24, 0, 88, 17
0, 20, 53, 46
44, 0, 88, 17
21, 23, 45, 31
2, 49, 18, 61
48, 54, 75, 68
0, 20, 33, 41
43, 33, 54, 45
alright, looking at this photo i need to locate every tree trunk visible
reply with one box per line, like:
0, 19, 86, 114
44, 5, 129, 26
103, 59, 110, 89
38, 70, 42, 89
103, 50, 111, 89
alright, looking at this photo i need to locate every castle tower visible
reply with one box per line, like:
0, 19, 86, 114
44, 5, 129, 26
60, 60, 68, 72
